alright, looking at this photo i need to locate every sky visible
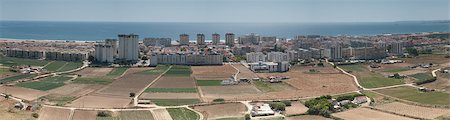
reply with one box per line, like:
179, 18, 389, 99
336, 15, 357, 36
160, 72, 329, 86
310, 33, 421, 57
0, 0, 449, 23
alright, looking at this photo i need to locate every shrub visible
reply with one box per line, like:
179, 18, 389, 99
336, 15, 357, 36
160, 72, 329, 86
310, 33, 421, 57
32, 113, 39, 118
281, 100, 292, 106
245, 114, 251, 120
129, 92, 136, 97
415, 77, 437, 85
269, 102, 286, 111
212, 98, 225, 103
97, 111, 110, 117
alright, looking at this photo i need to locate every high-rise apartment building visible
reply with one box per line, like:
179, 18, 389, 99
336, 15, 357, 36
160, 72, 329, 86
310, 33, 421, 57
225, 33, 235, 46
118, 34, 139, 63
212, 33, 220, 45
197, 33, 205, 45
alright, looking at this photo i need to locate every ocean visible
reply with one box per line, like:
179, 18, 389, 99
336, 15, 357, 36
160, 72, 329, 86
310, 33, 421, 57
0, 21, 449, 41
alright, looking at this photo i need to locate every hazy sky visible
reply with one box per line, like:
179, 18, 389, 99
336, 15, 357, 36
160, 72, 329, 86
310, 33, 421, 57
0, 0, 449, 22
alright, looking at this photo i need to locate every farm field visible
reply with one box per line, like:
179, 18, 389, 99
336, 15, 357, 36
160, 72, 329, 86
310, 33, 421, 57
286, 115, 332, 120
38, 106, 71, 120
140, 92, 199, 99
253, 81, 297, 92
399, 54, 450, 64
72, 110, 97, 120
285, 101, 308, 115
422, 72, 450, 91
150, 99, 200, 106
144, 87, 197, 93
0, 86, 49, 101
216, 117, 245, 120
139, 65, 169, 75
197, 80, 222, 86
118, 110, 154, 120
164, 65, 192, 77
332, 107, 414, 120
191, 64, 237, 80
167, 108, 200, 120
375, 102, 450, 119
374, 86, 450, 105
106, 67, 129, 77
199, 85, 262, 101
40, 94, 76, 106
43, 61, 66, 71
231, 64, 258, 79
16, 76, 73, 91
72, 77, 113, 85
409, 72, 434, 82
0, 56, 50, 67
67, 95, 131, 108
48, 84, 103, 97
74, 67, 113, 77
0, 98, 35, 120
150, 76, 196, 88
339, 64, 404, 88
192, 103, 247, 119
0, 74, 35, 83
152, 108, 173, 120
56, 62, 83, 72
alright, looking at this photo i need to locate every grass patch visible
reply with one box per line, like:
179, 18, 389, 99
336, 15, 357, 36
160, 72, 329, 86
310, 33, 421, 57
0, 68, 14, 74
96, 116, 117, 120
197, 80, 222, 86
39, 94, 76, 106
0, 56, 50, 67
72, 77, 113, 85
150, 99, 199, 106
164, 65, 191, 77
254, 81, 296, 92
167, 108, 200, 120
119, 111, 154, 120
43, 61, 66, 71
382, 67, 410, 73
144, 88, 197, 93
359, 73, 404, 88
375, 86, 450, 105
216, 117, 245, 120
140, 65, 169, 75
0, 74, 34, 83
107, 67, 129, 76
339, 64, 366, 72
15, 76, 72, 91
57, 62, 83, 72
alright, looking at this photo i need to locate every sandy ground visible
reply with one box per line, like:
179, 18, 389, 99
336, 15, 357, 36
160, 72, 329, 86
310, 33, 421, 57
140, 93, 199, 99
150, 76, 196, 88
0, 86, 49, 101
192, 64, 237, 80
199, 85, 262, 101
152, 108, 173, 120
48, 84, 103, 97
231, 64, 259, 79
72, 110, 97, 120
38, 106, 71, 120
285, 101, 309, 115
192, 103, 247, 119
95, 68, 158, 98
332, 107, 414, 120
286, 115, 332, 120
74, 68, 113, 77
375, 102, 450, 119
67, 95, 131, 108
0, 98, 35, 120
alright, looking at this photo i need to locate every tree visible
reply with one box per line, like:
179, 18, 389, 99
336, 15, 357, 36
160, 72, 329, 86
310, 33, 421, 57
88, 55, 95, 62
97, 111, 110, 117
129, 92, 135, 97
212, 98, 225, 103
406, 47, 419, 56
281, 100, 292, 106
269, 102, 286, 111
32, 113, 39, 118
141, 56, 148, 61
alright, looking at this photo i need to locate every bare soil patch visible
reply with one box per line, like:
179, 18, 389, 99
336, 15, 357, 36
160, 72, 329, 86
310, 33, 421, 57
285, 101, 309, 115
192, 65, 237, 80
72, 110, 97, 120
38, 106, 71, 120
152, 108, 173, 120
67, 95, 131, 108
96, 71, 158, 98
332, 107, 414, 120
375, 102, 450, 119
74, 67, 113, 77
48, 84, 103, 97
140, 92, 199, 99
192, 102, 247, 119
286, 115, 332, 120
199, 85, 262, 101
0, 86, 49, 101
231, 64, 258, 79
150, 76, 196, 88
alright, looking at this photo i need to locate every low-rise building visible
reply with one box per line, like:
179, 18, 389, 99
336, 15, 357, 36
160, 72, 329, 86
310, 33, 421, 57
246, 52, 266, 63
248, 61, 289, 72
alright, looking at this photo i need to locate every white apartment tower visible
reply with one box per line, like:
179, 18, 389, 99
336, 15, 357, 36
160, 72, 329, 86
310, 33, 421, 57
330, 45, 343, 61
105, 39, 118, 58
197, 33, 205, 45
225, 33, 235, 46
118, 34, 139, 62
212, 33, 220, 45
94, 44, 114, 63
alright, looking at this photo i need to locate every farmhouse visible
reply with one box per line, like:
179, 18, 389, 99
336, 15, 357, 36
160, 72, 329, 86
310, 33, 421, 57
251, 103, 275, 117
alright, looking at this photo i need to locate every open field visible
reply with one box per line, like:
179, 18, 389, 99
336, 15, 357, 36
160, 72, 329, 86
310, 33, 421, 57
140, 92, 199, 99
167, 108, 200, 120
339, 64, 404, 88
72, 110, 97, 120
231, 64, 258, 79
40, 94, 76, 106
144, 87, 197, 93
375, 102, 450, 119
139, 65, 169, 75
410, 72, 434, 82
376, 63, 412, 73
152, 108, 173, 120
0, 74, 35, 83
286, 115, 332, 120
285, 101, 308, 115
43, 61, 83, 72
199, 85, 262, 101
57, 62, 83, 72
197, 80, 222, 86
0, 68, 16, 79
72, 77, 113, 85
106, 67, 129, 77
374, 86, 450, 105
0, 56, 50, 67
38, 106, 71, 120
192, 64, 237, 80
164, 65, 192, 77
0, 98, 35, 120
118, 110, 154, 120
43, 61, 66, 71
150, 99, 200, 106
74, 67, 113, 77
332, 107, 414, 120
48, 84, 104, 97
253, 81, 297, 92
67, 95, 131, 108
150, 76, 196, 88
0, 86, 49, 101
399, 54, 450, 64
422, 72, 450, 92
16, 76, 73, 91
192, 103, 247, 119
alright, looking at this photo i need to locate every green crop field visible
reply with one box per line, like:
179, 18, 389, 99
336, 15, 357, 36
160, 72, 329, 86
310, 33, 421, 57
254, 81, 296, 92
410, 73, 434, 81
16, 76, 72, 91
375, 86, 450, 105
72, 77, 113, 85
0, 68, 14, 75
0, 56, 50, 67
57, 62, 83, 72
119, 111, 154, 120
167, 108, 200, 120
196, 80, 222, 86
140, 65, 169, 75
339, 64, 404, 88
144, 88, 197, 93
0, 74, 35, 83
107, 67, 129, 77
382, 67, 410, 73
164, 65, 192, 77
150, 99, 199, 106
43, 61, 67, 71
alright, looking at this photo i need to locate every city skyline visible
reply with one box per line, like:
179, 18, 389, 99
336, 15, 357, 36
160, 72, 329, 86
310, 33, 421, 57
1, 0, 449, 23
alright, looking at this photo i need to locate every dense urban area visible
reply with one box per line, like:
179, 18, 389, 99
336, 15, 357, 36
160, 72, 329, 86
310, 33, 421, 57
0, 32, 450, 120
